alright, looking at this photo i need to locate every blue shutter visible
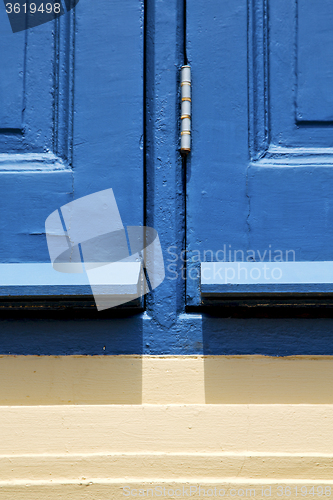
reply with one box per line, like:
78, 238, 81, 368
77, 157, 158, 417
0, 0, 143, 301
186, 0, 333, 305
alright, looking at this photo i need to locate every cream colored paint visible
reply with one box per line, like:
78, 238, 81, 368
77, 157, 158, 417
2, 453, 333, 481
2, 404, 333, 454
1, 405, 333, 496
1, 355, 333, 404
1, 356, 333, 496
2, 482, 333, 500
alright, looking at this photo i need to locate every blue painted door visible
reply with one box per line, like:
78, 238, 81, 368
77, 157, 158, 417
0, 1, 143, 268
186, 0, 333, 304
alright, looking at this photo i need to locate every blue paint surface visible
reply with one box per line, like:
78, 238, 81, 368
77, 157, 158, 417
186, 0, 333, 305
0, 313, 333, 356
1, 0, 333, 356
0, 0, 144, 264
297, 0, 333, 121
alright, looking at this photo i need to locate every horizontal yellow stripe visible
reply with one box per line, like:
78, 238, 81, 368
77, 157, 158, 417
1, 355, 333, 405
1, 404, 333, 454
2, 453, 333, 481
1, 404, 333, 493
1, 393, 333, 493
3, 481, 333, 500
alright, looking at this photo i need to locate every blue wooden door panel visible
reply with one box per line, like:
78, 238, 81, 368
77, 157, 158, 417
186, 0, 333, 305
186, 0, 249, 304
268, 0, 333, 147
0, 15, 24, 129
297, 0, 333, 122
72, 0, 144, 228
0, 1, 143, 289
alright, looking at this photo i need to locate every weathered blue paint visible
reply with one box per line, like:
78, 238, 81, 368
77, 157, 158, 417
186, 0, 333, 306
1, 0, 333, 357
297, 0, 333, 121
72, 0, 144, 228
0, 13, 24, 128
1, 312, 333, 356
186, 0, 249, 306
0, 0, 144, 264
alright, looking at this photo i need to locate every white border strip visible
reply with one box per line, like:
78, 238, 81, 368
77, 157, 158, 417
201, 262, 333, 285
0, 263, 141, 287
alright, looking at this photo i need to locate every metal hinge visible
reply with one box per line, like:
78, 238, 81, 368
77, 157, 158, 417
180, 65, 191, 154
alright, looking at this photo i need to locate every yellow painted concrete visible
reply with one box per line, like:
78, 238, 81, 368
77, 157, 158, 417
1, 355, 333, 404
1, 356, 333, 495
1, 405, 333, 496
202, 355, 333, 404
1, 453, 333, 481
2, 482, 333, 500
2, 404, 333, 454
0, 355, 143, 405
